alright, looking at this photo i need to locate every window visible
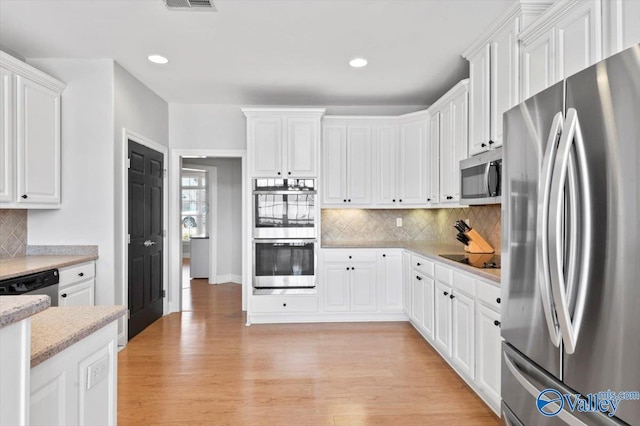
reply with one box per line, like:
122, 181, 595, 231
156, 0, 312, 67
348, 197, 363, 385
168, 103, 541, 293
181, 170, 208, 241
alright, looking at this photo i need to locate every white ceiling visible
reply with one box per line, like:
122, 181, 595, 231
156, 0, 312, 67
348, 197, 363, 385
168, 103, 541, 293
0, 0, 514, 105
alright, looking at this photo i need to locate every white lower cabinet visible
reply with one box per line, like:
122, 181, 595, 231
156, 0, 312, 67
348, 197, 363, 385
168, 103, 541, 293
452, 290, 475, 379
58, 261, 95, 306
402, 251, 412, 317
476, 302, 502, 412
379, 251, 402, 312
410, 274, 424, 325
420, 274, 435, 341
434, 281, 453, 357
30, 321, 118, 426
350, 262, 377, 312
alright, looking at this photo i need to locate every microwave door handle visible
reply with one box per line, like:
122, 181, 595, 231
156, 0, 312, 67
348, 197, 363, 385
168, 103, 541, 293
484, 162, 491, 196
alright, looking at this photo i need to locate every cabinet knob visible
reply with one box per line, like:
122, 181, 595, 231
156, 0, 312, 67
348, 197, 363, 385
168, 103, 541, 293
427, 198, 431, 202
444, 291, 449, 296
348, 256, 352, 259
288, 171, 291, 175
283, 303, 287, 307
417, 262, 421, 266
392, 199, 396, 202
449, 294, 455, 299
351, 267, 355, 270
61, 293, 67, 298
446, 196, 453, 200
496, 297, 501, 304
416, 276, 422, 281
344, 199, 347, 202
488, 140, 494, 145
494, 320, 501, 327
346, 267, 350, 270
399, 199, 402, 202
79, 272, 84, 277
21, 194, 28, 199
348, 199, 351, 202
277, 172, 281, 176
382, 254, 386, 257
481, 143, 487, 148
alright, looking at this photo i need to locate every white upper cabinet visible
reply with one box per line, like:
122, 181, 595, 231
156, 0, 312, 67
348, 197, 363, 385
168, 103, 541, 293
430, 80, 468, 204
374, 123, 397, 206
519, 0, 602, 98
426, 113, 440, 205
464, 3, 549, 155
243, 108, 324, 178
321, 119, 372, 206
603, 0, 640, 57
0, 51, 65, 209
397, 113, 428, 205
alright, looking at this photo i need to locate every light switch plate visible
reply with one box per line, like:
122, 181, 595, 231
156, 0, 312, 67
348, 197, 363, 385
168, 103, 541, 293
87, 354, 109, 390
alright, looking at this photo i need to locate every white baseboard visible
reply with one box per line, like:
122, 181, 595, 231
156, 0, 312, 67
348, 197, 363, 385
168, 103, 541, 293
117, 331, 127, 349
247, 312, 409, 324
215, 274, 242, 284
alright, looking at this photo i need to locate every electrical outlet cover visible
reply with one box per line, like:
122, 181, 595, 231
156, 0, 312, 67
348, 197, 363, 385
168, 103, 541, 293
396, 218, 402, 227
87, 354, 109, 390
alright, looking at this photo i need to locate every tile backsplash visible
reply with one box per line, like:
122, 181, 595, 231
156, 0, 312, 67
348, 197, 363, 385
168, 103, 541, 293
321, 205, 501, 252
0, 209, 28, 258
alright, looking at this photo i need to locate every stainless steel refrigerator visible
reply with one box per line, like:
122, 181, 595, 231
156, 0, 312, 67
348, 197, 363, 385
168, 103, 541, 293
501, 45, 640, 425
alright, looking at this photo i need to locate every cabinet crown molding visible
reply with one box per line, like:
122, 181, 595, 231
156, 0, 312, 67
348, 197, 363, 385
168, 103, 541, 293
242, 107, 326, 118
462, 0, 553, 59
0, 51, 66, 92
428, 79, 469, 113
518, 0, 594, 43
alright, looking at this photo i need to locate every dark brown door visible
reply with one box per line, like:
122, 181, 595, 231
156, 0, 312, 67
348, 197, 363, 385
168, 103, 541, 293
128, 140, 164, 339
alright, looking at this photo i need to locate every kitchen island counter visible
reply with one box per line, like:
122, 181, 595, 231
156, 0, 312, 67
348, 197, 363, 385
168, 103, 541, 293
0, 295, 51, 329
322, 240, 500, 283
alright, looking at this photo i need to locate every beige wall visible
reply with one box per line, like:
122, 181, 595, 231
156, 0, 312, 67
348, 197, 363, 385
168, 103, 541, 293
321, 205, 501, 252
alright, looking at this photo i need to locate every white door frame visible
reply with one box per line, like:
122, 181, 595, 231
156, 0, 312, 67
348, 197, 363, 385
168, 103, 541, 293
119, 129, 169, 346
180, 164, 218, 284
169, 149, 248, 313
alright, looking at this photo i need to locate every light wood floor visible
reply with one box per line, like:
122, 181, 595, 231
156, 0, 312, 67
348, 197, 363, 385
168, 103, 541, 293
118, 277, 500, 425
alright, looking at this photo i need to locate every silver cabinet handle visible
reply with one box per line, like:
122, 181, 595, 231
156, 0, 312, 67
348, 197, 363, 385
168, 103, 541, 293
536, 111, 564, 347
144, 240, 157, 247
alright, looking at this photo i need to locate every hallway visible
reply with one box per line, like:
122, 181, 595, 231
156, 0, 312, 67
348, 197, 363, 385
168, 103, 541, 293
117, 278, 499, 425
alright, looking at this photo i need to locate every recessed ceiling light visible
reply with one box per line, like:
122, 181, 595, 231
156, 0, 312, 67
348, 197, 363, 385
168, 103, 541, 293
349, 58, 368, 68
148, 55, 169, 64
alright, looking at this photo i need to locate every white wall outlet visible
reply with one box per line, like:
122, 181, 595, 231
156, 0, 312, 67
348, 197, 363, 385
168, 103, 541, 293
87, 354, 109, 390
396, 218, 402, 227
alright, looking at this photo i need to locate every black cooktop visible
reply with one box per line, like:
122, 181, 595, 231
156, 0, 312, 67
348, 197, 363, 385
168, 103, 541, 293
439, 253, 501, 269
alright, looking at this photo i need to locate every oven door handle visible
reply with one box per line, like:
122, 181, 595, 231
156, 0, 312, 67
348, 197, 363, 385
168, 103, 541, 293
253, 239, 317, 244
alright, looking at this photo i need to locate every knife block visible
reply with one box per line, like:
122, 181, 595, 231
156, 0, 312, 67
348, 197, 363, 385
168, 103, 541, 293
463, 229, 494, 254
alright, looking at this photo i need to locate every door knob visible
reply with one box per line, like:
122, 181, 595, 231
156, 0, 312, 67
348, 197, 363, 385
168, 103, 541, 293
144, 240, 157, 247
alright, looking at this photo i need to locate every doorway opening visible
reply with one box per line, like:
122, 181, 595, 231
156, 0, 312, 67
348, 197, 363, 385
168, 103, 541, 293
169, 150, 248, 315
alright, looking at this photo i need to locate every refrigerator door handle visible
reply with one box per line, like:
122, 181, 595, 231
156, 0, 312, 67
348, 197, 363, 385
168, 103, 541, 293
536, 111, 564, 347
548, 108, 593, 355
503, 350, 588, 426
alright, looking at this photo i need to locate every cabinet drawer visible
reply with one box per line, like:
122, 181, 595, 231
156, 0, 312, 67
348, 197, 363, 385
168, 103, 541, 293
453, 271, 476, 297
323, 249, 377, 263
59, 262, 95, 287
412, 254, 434, 276
477, 280, 501, 312
435, 264, 452, 284
251, 295, 319, 313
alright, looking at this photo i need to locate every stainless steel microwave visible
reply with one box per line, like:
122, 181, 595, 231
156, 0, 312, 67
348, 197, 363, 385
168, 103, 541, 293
460, 148, 502, 205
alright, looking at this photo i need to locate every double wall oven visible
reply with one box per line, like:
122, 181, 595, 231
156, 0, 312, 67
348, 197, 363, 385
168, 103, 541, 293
252, 178, 317, 294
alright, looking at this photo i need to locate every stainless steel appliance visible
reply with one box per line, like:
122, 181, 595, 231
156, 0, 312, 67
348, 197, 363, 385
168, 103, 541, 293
502, 45, 640, 425
460, 147, 502, 205
0, 269, 60, 305
253, 239, 316, 294
253, 178, 316, 239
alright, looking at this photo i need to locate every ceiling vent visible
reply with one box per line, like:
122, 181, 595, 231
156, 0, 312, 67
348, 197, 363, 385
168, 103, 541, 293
163, 0, 216, 11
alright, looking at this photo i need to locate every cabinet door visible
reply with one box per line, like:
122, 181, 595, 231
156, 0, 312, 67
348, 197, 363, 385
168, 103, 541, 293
380, 251, 403, 312
468, 44, 491, 156
421, 275, 435, 341
491, 18, 520, 149
350, 262, 377, 312
59, 280, 95, 307
452, 291, 475, 379
286, 117, 317, 177
398, 119, 428, 205
346, 126, 372, 205
323, 262, 350, 312
450, 91, 468, 203
476, 303, 502, 411
321, 125, 347, 205
426, 113, 440, 205
556, 0, 602, 80
0, 67, 11, 203
604, 0, 640, 57
411, 274, 424, 325
249, 117, 282, 177
16, 76, 61, 205
439, 104, 454, 203
402, 251, 412, 316
374, 124, 397, 205
521, 28, 556, 99
435, 281, 453, 357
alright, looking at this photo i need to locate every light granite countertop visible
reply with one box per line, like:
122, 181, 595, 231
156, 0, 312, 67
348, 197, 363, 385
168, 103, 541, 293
0, 295, 51, 329
30, 305, 126, 367
322, 240, 501, 284
0, 254, 98, 281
